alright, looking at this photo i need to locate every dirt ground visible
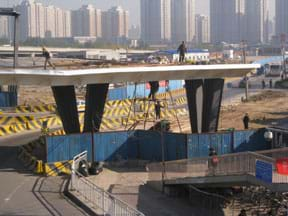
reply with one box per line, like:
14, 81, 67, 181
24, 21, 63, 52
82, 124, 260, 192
169, 90, 288, 133
219, 90, 288, 131
16, 86, 288, 133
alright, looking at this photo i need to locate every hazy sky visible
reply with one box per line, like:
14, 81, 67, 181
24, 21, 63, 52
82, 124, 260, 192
3, 0, 275, 26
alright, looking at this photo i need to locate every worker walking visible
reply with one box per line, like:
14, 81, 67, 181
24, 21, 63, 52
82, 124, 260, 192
42, 46, 55, 70
262, 79, 266, 89
243, 113, 250, 129
177, 41, 187, 63
269, 79, 273, 88
155, 101, 163, 120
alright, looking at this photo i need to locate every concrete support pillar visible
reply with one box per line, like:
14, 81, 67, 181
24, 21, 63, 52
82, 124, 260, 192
185, 79, 224, 133
83, 83, 109, 133
185, 80, 203, 133
52, 86, 80, 134
202, 79, 224, 133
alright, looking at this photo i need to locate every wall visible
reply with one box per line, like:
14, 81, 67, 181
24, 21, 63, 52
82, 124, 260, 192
46, 129, 269, 163
107, 80, 183, 100
0, 92, 17, 107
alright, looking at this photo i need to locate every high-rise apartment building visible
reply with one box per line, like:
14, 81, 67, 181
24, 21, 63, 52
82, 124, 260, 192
245, 0, 268, 44
171, 0, 195, 43
102, 6, 129, 42
0, 16, 10, 39
140, 0, 171, 44
15, 0, 71, 40
195, 14, 210, 44
210, 0, 245, 43
276, 0, 288, 37
71, 5, 102, 38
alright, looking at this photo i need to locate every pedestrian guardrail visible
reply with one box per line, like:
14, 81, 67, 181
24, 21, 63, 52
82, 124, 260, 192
147, 148, 288, 186
71, 151, 145, 216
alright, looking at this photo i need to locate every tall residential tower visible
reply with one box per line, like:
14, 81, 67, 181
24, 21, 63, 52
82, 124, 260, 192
276, 0, 288, 37
171, 0, 195, 44
140, 0, 171, 44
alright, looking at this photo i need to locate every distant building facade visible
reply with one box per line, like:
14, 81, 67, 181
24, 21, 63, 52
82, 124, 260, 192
245, 0, 268, 44
140, 0, 171, 44
195, 14, 210, 44
0, 16, 10, 39
15, 0, 71, 41
275, 0, 288, 37
71, 5, 102, 38
210, 0, 245, 44
128, 25, 140, 40
171, 0, 195, 44
102, 6, 129, 43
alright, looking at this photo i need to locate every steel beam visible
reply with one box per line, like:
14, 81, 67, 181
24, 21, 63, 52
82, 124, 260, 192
202, 79, 224, 133
52, 86, 80, 134
83, 83, 109, 133
185, 80, 204, 133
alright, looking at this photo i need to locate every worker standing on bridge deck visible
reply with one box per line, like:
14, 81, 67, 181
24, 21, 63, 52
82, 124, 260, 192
42, 46, 55, 70
177, 41, 187, 63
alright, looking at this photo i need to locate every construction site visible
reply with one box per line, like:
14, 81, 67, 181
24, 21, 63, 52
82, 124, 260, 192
0, 50, 287, 216
1, 7, 288, 215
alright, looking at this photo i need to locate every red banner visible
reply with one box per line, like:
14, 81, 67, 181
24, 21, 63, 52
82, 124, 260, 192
276, 158, 288, 175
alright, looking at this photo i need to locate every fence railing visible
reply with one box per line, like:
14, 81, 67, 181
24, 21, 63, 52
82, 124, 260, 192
71, 151, 145, 216
147, 148, 288, 185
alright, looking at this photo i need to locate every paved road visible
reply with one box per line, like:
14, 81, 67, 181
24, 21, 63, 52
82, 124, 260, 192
0, 133, 89, 215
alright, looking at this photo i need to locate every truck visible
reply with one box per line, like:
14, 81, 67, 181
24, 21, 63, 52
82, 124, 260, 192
265, 63, 282, 77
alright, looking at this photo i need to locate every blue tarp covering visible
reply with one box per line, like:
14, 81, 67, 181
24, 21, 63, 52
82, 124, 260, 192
46, 129, 269, 163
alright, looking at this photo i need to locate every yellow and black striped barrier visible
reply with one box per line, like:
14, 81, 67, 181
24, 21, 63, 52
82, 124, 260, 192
44, 160, 72, 176
0, 116, 35, 125
16, 104, 56, 113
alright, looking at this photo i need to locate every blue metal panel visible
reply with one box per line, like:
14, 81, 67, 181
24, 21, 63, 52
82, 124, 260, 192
137, 130, 161, 161
46, 133, 91, 163
221, 133, 233, 154
0, 92, 17, 107
198, 134, 210, 157
108, 87, 127, 101
164, 133, 186, 161
94, 131, 129, 161
233, 129, 268, 152
187, 134, 199, 158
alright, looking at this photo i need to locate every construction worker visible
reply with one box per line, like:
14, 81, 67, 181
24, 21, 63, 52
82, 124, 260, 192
177, 41, 187, 63
148, 81, 159, 101
155, 101, 163, 120
42, 46, 55, 70
243, 113, 250, 130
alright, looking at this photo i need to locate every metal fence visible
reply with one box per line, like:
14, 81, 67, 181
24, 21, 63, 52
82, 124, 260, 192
71, 151, 145, 216
147, 148, 288, 186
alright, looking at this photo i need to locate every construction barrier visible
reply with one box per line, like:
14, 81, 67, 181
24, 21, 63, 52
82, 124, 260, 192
44, 160, 72, 176
16, 104, 56, 113
0, 116, 35, 125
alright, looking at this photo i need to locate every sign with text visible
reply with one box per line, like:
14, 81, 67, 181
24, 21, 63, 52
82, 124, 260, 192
256, 160, 272, 184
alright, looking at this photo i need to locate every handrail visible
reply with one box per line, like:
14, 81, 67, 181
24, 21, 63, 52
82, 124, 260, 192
71, 151, 144, 216
147, 149, 288, 186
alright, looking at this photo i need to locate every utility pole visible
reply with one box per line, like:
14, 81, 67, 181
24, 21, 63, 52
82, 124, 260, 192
241, 40, 248, 101
281, 34, 286, 79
